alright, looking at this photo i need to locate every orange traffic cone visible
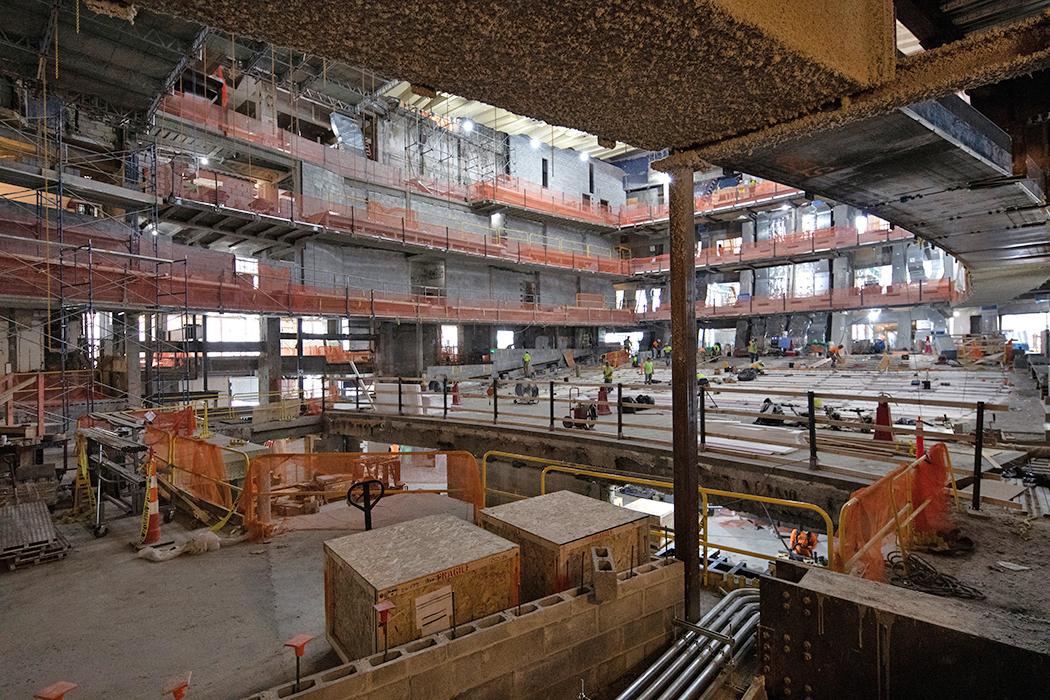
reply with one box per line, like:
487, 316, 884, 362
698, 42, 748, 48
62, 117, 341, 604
874, 398, 893, 442
140, 454, 161, 545
915, 417, 925, 456
596, 386, 611, 415
451, 382, 461, 406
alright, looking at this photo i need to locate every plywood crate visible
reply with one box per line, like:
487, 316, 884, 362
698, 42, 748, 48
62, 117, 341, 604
324, 513, 519, 662
478, 490, 652, 602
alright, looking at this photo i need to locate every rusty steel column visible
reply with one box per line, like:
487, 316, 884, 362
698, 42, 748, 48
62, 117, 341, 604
668, 167, 701, 621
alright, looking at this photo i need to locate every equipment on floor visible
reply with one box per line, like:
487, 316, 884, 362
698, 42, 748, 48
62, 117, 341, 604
620, 394, 656, 414
513, 381, 540, 405
562, 387, 597, 430
754, 398, 784, 426
736, 367, 758, 381
346, 479, 386, 531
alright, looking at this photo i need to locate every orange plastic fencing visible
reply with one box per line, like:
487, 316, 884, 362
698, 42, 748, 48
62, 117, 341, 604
837, 445, 953, 580
601, 349, 630, 368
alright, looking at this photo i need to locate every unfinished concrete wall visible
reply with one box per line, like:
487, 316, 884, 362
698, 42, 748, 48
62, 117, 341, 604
508, 135, 627, 209
248, 558, 683, 700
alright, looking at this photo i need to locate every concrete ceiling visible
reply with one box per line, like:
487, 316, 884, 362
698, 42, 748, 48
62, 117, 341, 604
708, 93, 1050, 295
136, 0, 895, 152
0, 0, 204, 122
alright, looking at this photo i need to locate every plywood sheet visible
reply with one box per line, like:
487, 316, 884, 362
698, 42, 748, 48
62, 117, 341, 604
480, 490, 647, 546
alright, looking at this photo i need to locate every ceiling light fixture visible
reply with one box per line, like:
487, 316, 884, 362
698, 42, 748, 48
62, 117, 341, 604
529, 137, 542, 150
461, 119, 474, 133
578, 151, 590, 162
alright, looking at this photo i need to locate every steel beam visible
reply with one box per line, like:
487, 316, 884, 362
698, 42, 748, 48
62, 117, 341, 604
656, 9, 1050, 170
668, 167, 700, 621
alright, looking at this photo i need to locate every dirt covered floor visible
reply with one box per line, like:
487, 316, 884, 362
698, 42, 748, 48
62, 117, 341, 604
0, 493, 470, 699
900, 507, 1050, 649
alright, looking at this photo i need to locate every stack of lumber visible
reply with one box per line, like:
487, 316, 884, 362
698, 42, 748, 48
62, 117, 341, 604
0, 501, 70, 571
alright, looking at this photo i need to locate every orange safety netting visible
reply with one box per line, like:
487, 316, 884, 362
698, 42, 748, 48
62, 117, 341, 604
146, 426, 234, 511
241, 451, 483, 539
602, 349, 630, 368
77, 406, 196, 435
838, 444, 953, 580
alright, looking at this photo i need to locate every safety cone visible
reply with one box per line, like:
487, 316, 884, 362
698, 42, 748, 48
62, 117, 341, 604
596, 386, 611, 415
874, 398, 894, 442
451, 382, 461, 406
915, 417, 925, 456
139, 454, 162, 546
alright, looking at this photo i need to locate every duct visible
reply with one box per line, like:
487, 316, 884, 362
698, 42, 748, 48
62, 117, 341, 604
615, 588, 759, 700
677, 614, 762, 699
654, 602, 760, 700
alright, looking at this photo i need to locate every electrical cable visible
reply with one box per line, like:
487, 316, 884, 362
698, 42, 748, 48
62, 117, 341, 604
885, 550, 985, 600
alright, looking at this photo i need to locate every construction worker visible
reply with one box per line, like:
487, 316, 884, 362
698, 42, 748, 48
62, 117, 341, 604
789, 528, 818, 559
623, 337, 633, 354
748, 338, 758, 362
696, 370, 709, 387
643, 356, 654, 384
662, 344, 672, 368
713, 342, 722, 357
829, 344, 844, 368
522, 350, 532, 377
602, 361, 614, 384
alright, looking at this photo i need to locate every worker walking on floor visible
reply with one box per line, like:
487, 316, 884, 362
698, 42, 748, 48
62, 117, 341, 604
830, 344, 844, 368
643, 356, 654, 384
522, 350, 531, 377
748, 338, 758, 362
603, 360, 614, 383
662, 344, 671, 368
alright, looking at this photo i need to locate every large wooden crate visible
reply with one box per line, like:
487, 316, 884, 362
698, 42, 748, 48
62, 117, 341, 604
478, 490, 651, 602
324, 513, 519, 662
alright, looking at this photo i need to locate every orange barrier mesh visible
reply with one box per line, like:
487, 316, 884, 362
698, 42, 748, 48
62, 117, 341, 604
243, 451, 483, 539
146, 425, 234, 510
602, 349, 630, 368
838, 446, 953, 580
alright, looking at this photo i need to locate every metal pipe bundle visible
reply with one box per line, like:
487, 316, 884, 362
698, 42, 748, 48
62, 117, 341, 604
615, 587, 760, 700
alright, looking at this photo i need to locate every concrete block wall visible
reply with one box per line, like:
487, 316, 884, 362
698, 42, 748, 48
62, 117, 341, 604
508, 135, 627, 209
247, 558, 684, 700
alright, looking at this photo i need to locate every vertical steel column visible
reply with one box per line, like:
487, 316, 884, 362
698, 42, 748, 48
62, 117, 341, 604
699, 386, 706, 447
668, 168, 701, 622
443, 377, 448, 418
971, 401, 985, 510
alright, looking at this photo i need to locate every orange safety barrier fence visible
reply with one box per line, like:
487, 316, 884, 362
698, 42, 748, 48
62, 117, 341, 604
601, 349, 631, 368
837, 443, 953, 580
243, 451, 483, 539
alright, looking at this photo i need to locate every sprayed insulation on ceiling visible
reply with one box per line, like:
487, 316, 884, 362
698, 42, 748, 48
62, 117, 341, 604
136, 0, 895, 151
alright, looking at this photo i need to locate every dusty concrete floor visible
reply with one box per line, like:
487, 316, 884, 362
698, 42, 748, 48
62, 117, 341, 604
0, 494, 470, 699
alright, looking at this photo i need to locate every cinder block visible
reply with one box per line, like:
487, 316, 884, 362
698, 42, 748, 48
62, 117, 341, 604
360, 676, 411, 700
597, 652, 627, 689
543, 605, 598, 653
597, 590, 643, 633
513, 643, 587, 697
441, 613, 513, 660
530, 666, 600, 700
620, 642, 650, 674
502, 594, 571, 635
623, 610, 667, 645
642, 577, 680, 614
457, 672, 516, 700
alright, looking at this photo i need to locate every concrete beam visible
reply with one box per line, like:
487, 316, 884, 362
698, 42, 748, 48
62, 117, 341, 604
656, 9, 1050, 169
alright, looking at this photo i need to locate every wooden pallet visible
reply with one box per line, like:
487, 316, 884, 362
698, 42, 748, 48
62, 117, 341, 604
0, 501, 71, 571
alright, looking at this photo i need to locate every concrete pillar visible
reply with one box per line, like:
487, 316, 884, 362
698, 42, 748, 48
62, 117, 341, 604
667, 167, 700, 622
891, 243, 908, 285
123, 313, 143, 407
258, 316, 281, 404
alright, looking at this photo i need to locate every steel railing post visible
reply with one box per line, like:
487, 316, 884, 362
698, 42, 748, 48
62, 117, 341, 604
617, 383, 623, 439
492, 378, 498, 424
972, 401, 985, 510
397, 377, 403, 415
549, 380, 555, 430
699, 385, 706, 447
443, 377, 448, 418
808, 391, 818, 468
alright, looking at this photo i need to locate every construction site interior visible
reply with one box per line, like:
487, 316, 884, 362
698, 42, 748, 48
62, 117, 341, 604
4, 2, 1050, 699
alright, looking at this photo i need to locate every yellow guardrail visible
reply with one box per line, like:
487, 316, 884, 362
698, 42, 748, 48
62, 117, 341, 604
481, 450, 836, 582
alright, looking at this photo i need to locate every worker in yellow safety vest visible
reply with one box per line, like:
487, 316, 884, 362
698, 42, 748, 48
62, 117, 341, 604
643, 357, 654, 384
748, 339, 758, 362
522, 351, 532, 377
603, 361, 614, 383
662, 344, 672, 368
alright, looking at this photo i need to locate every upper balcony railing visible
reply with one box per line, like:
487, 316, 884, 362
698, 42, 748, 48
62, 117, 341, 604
638, 279, 958, 322
630, 226, 913, 275
157, 94, 806, 236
